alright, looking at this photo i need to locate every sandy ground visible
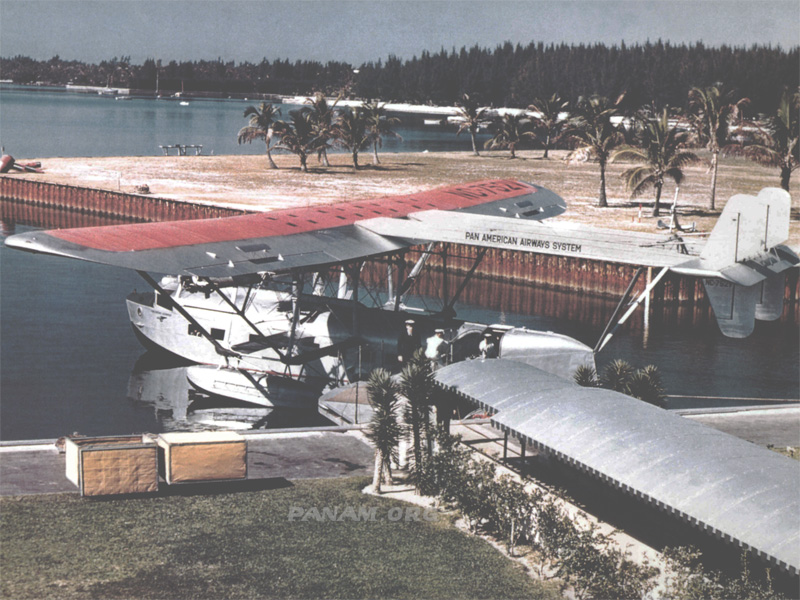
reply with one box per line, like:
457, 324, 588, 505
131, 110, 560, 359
5, 149, 799, 240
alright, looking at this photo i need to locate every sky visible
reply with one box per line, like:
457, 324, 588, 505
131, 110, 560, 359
1, 0, 798, 66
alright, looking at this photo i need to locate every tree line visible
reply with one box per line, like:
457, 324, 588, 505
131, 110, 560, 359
239, 85, 799, 214
2, 40, 797, 113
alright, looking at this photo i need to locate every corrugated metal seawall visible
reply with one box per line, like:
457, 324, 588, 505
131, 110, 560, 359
2, 176, 798, 322
360, 247, 800, 324
0, 176, 243, 221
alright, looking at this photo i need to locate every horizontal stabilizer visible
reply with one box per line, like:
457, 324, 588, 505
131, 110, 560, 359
674, 243, 799, 286
703, 278, 759, 338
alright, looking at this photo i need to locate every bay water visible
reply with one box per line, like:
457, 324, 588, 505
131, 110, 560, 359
0, 88, 797, 440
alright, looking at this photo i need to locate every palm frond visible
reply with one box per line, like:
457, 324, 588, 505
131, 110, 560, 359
236, 126, 266, 145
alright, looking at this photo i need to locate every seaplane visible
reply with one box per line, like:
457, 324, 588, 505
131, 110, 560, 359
5, 179, 797, 408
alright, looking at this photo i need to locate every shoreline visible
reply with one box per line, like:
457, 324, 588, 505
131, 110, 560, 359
3, 150, 798, 239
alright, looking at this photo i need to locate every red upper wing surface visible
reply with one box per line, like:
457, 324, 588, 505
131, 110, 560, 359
5, 180, 565, 276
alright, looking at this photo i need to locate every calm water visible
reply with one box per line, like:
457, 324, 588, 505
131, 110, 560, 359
2, 219, 798, 441
0, 87, 486, 158
0, 89, 798, 440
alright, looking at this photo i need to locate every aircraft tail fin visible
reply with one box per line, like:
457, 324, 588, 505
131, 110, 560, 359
755, 272, 787, 322
699, 187, 791, 276
702, 273, 789, 338
702, 278, 759, 338
674, 188, 797, 338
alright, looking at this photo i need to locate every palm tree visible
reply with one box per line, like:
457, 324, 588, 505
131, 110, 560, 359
362, 102, 402, 165
272, 109, 324, 173
566, 94, 626, 207
398, 350, 433, 488
573, 365, 598, 387
612, 108, 699, 216
237, 102, 281, 169
597, 360, 666, 407
364, 368, 403, 494
722, 88, 799, 192
598, 359, 635, 393
305, 93, 339, 167
529, 94, 569, 159
484, 113, 536, 158
685, 85, 749, 211
332, 106, 374, 169
626, 365, 666, 407
455, 93, 489, 156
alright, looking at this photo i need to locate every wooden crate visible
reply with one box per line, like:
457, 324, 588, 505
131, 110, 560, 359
157, 431, 247, 485
64, 435, 158, 497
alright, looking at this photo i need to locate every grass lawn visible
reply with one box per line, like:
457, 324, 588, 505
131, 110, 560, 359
0, 477, 561, 599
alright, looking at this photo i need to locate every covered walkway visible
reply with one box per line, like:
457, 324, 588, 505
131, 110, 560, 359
434, 359, 800, 575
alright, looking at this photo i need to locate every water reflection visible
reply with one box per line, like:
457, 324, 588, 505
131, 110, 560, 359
126, 352, 333, 432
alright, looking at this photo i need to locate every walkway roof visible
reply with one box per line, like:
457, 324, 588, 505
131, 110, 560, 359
434, 359, 800, 575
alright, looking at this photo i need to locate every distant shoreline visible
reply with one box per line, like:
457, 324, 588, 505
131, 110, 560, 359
0, 83, 521, 122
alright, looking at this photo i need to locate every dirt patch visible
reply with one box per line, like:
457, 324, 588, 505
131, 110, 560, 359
6, 150, 799, 240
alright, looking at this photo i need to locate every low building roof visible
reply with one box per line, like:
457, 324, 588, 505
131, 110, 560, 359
434, 358, 800, 575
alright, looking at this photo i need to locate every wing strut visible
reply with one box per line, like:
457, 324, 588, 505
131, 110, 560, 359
348, 262, 362, 338
442, 246, 489, 316
137, 271, 239, 360
595, 267, 670, 353
593, 267, 645, 353
393, 252, 407, 311
205, 279, 288, 363
396, 242, 435, 307
287, 275, 304, 358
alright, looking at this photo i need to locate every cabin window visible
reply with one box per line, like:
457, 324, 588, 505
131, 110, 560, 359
155, 292, 173, 311
187, 324, 225, 340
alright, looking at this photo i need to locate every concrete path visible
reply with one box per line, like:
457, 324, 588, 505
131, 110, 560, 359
684, 407, 800, 447
0, 430, 374, 497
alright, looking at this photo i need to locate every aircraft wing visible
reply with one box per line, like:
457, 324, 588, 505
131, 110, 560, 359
357, 209, 695, 268
4, 179, 564, 277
